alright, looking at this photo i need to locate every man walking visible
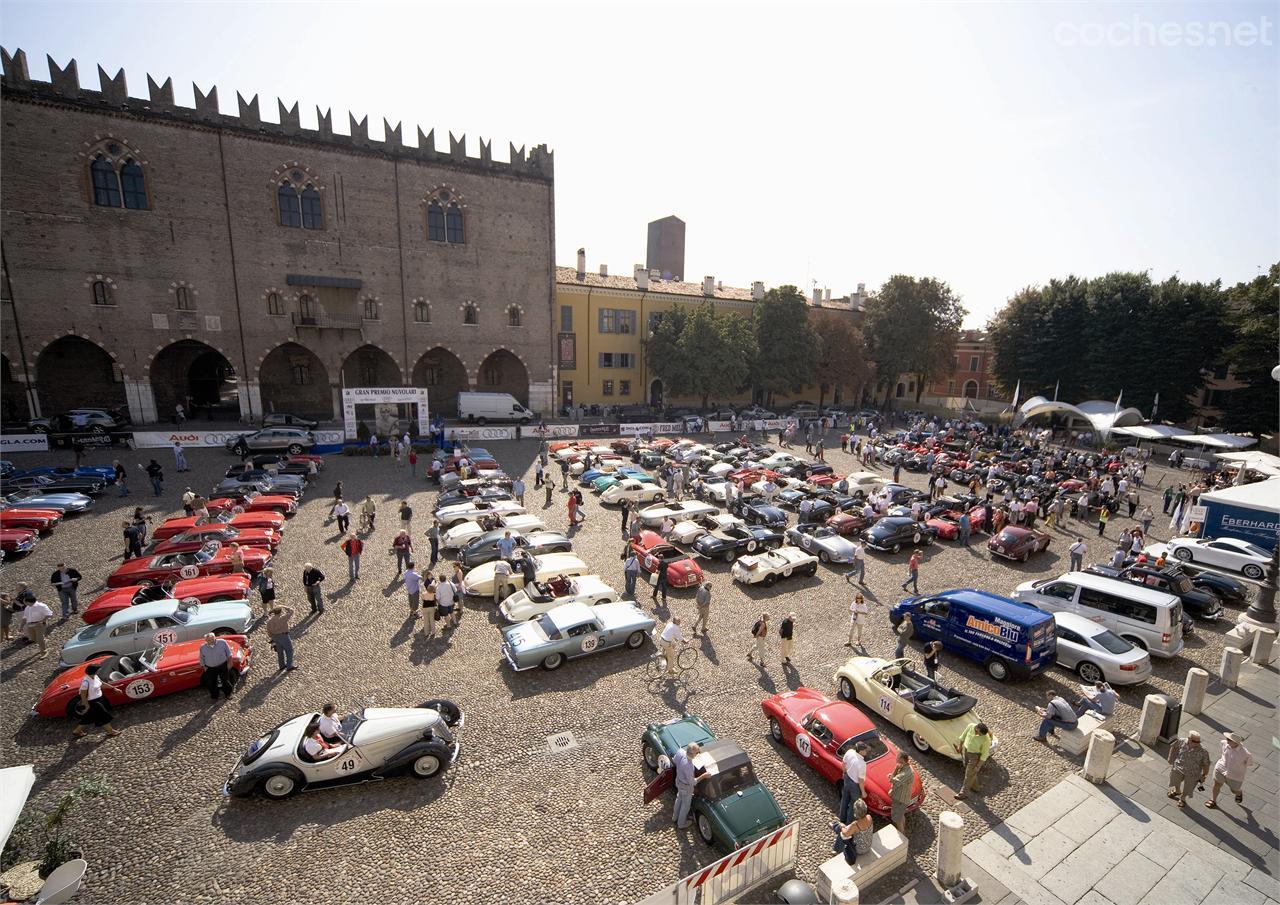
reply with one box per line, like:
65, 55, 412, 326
1166, 730, 1211, 808
659, 615, 685, 677
900, 550, 921, 594
958, 511, 971, 547
49, 563, 82, 618
172, 441, 188, 473
199, 632, 236, 701
843, 541, 866, 584
341, 533, 364, 580
393, 530, 413, 575
302, 562, 326, 614
747, 612, 769, 665
894, 616, 915, 658
692, 581, 711, 635
265, 605, 297, 671
846, 593, 868, 648
779, 612, 796, 664
428, 519, 440, 567
623, 549, 641, 599
142, 459, 164, 496
954, 722, 992, 801
620, 499, 631, 537
1068, 536, 1087, 571
403, 562, 422, 618
513, 477, 526, 506
113, 459, 130, 496
672, 743, 707, 829
1206, 731, 1252, 810
331, 498, 350, 535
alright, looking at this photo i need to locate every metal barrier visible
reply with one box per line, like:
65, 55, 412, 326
635, 820, 800, 905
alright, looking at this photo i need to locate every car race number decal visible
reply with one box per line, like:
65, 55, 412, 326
581, 634, 599, 653
801, 536, 811, 548
878, 695, 894, 715
180, 596, 200, 607
124, 678, 155, 699
153, 628, 179, 644
178, 565, 200, 579
795, 732, 812, 758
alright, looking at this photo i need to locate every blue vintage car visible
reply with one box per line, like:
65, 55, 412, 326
2, 490, 93, 513
9, 465, 117, 483
59, 599, 254, 666
501, 601, 655, 671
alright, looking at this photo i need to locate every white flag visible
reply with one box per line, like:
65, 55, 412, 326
1053, 380, 1060, 402
1169, 500, 1183, 532
1011, 379, 1021, 410
1114, 389, 1123, 413
1151, 392, 1159, 420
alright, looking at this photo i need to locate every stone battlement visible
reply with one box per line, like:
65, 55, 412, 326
0, 48, 554, 181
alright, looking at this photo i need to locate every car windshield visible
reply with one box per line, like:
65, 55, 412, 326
1093, 628, 1132, 654
703, 763, 759, 801
77, 623, 106, 640
838, 730, 889, 762
534, 614, 561, 640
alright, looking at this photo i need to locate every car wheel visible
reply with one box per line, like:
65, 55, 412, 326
411, 744, 450, 778
212, 627, 237, 636
1173, 547, 1192, 562
924, 534, 934, 546
838, 677, 855, 701
420, 699, 463, 727
1020, 550, 1030, 563
643, 741, 660, 770
805, 563, 818, 576
696, 812, 716, 845
31, 424, 48, 434
476, 417, 488, 426
541, 652, 565, 671
724, 550, 736, 563
746, 541, 757, 553
762, 574, 777, 588
1076, 661, 1105, 684
653, 493, 665, 502
90, 425, 107, 435
1123, 635, 1148, 651
910, 731, 932, 753
1243, 563, 1264, 580
892, 543, 902, 554
769, 717, 783, 743
819, 551, 830, 563
287, 444, 303, 455
985, 657, 1010, 682
626, 630, 646, 649
260, 769, 301, 800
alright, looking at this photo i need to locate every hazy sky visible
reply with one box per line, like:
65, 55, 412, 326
2, 0, 1275, 325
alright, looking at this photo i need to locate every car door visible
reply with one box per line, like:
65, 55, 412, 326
800, 716, 843, 782
1202, 541, 1242, 571
566, 619, 605, 657
1052, 627, 1084, 670
914, 598, 948, 642
866, 667, 908, 728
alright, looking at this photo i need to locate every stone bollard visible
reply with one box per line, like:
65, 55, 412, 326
1083, 729, 1115, 784
1250, 627, 1277, 666
1221, 647, 1245, 688
1138, 694, 1168, 746
937, 810, 965, 888
1182, 667, 1210, 716
830, 878, 859, 905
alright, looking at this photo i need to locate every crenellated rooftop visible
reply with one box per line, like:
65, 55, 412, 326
0, 48, 554, 181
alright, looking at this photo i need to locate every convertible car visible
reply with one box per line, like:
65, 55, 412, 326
925, 505, 987, 541
458, 530, 573, 569
3, 473, 106, 495
784, 523, 858, 564
834, 656, 995, 760
206, 491, 298, 516
1, 490, 93, 513
730, 547, 819, 586
435, 499, 526, 529
987, 526, 1051, 562
148, 525, 279, 555
631, 531, 704, 587
640, 715, 788, 852
441, 513, 545, 548
83, 574, 254, 625
669, 512, 744, 546
691, 524, 784, 563
761, 688, 924, 818
733, 498, 789, 529
106, 543, 270, 588
151, 510, 286, 541
461, 551, 588, 597
225, 700, 464, 799
34, 635, 251, 718
497, 575, 619, 623
599, 479, 667, 506
0, 507, 62, 532
60, 599, 254, 666
435, 486, 513, 510
636, 500, 719, 528
500, 601, 654, 671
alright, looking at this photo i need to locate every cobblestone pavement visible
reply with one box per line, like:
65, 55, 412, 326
0, 437, 1250, 904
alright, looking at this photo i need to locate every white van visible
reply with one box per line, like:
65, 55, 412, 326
458, 392, 533, 425
1013, 571, 1184, 658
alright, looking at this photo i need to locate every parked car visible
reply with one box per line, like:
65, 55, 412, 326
692, 524, 784, 563
987, 526, 1051, 562
224, 700, 464, 799
105, 543, 271, 588
206, 492, 298, 517
434, 499, 526, 529
2, 473, 106, 495
0, 508, 61, 532
497, 575, 619, 623
148, 525, 280, 555
0, 527, 38, 557
631, 531, 705, 588
261, 413, 319, 430
441, 513, 545, 548
599, 478, 666, 506
460, 551, 587, 597
82, 574, 254, 625
784, 523, 858, 564
1012, 572, 1184, 658
223, 428, 315, 455
1167, 537, 1271, 580
635, 500, 719, 528
215, 470, 307, 494
762, 687, 925, 818
1, 490, 92, 513
669, 512, 745, 546
733, 497, 789, 529
863, 516, 936, 554
29, 408, 129, 433
1050, 611, 1152, 685
458, 531, 573, 569
834, 656, 995, 759
730, 546, 819, 586
1086, 564, 1223, 621
60, 599, 254, 666
500, 601, 654, 671
151, 511, 286, 541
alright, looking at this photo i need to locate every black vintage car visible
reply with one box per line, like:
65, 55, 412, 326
0, 473, 106, 495
691, 524, 784, 562
434, 487, 513, 510
863, 516, 936, 554
732, 496, 789, 529
1087, 564, 1224, 621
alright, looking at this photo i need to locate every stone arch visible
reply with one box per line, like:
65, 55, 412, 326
340, 344, 403, 388
258, 341, 332, 420
149, 339, 238, 419
963, 380, 979, 399
1, 354, 30, 422
475, 348, 529, 405
34, 335, 127, 415
412, 347, 469, 415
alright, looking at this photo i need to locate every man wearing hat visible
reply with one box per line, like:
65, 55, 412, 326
1206, 732, 1253, 810
1166, 730, 1211, 808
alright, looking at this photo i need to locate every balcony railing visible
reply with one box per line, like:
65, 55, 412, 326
291, 312, 364, 332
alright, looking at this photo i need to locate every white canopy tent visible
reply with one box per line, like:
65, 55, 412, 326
0, 764, 35, 850
1015, 396, 1145, 434
1168, 432, 1258, 450
1110, 424, 1183, 441
1215, 450, 1280, 477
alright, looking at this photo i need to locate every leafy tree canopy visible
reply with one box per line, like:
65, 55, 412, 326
751, 286, 818, 398
863, 275, 965, 402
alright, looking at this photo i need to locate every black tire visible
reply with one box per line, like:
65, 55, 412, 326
1243, 563, 1264, 580
805, 563, 818, 576
819, 551, 830, 563
1076, 661, 1105, 684
923, 534, 934, 547
838, 677, 855, 701
287, 444, 303, 455
259, 767, 303, 800
696, 812, 716, 845
910, 731, 932, 753
626, 630, 646, 649
762, 574, 777, 588
1123, 635, 1148, 651
1020, 550, 1030, 563
985, 657, 1010, 681
892, 543, 902, 554
724, 549, 736, 563
541, 652, 565, 671
410, 741, 452, 778
420, 699, 463, 727
769, 717, 783, 743
476, 417, 488, 426
643, 741, 659, 770
1173, 547, 1192, 562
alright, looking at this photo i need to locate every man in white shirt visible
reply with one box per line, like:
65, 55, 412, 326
1068, 537, 1087, 571
22, 598, 54, 657
303, 731, 344, 762
839, 741, 870, 821
318, 703, 345, 743
659, 616, 685, 677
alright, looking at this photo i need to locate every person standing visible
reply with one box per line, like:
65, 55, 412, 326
957, 511, 972, 547
846, 593, 869, 648
534, 459, 544, 489
889, 753, 915, 831
181, 487, 196, 516
199, 632, 235, 701
779, 612, 796, 663
512, 477, 526, 506
1166, 731, 1211, 808
900, 550, 921, 594
1162, 485, 1174, 515
692, 581, 711, 635
49, 563, 82, 618
922, 641, 942, 681
71, 663, 122, 739
671, 742, 707, 829
0, 594, 15, 644
393, 530, 413, 575
403, 563, 422, 618
747, 612, 769, 665
659, 616, 685, 677
544, 474, 555, 507
112, 459, 130, 496
142, 459, 164, 496
369, 433, 379, 457
1139, 504, 1154, 536
1068, 536, 1087, 571
302, 563, 326, 614
1033, 692, 1078, 743
566, 492, 579, 527
331, 499, 350, 535
620, 499, 631, 538
265, 605, 296, 671
258, 567, 276, 619
361, 496, 377, 532
434, 573, 456, 629
21, 596, 54, 658
172, 441, 188, 473
428, 518, 440, 566
408, 447, 418, 477
623, 549, 641, 599
893, 616, 915, 658
954, 723, 991, 800
492, 558, 512, 605
1206, 731, 1252, 810
341, 533, 364, 580
419, 574, 437, 636
496, 531, 517, 563
651, 557, 670, 606
839, 740, 869, 821
843, 541, 866, 584
1097, 506, 1110, 537
232, 434, 250, 461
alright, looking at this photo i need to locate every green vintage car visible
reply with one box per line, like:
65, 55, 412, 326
592, 471, 656, 493
642, 715, 788, 852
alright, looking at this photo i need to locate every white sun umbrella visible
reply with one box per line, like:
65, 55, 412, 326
0, 764, 36, 850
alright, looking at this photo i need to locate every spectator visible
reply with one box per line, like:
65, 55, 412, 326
258, 567, 276, 619
692, 581, 711, 635
435, 573, 456, 629
113, 459, 129, 496
182, 487, 196, 516
894, 616, 915, 658
1033, 692, 1078, 743
1139, 504, 1155, 535
199, 632, 235, 701
659, 616, 685, 677
1074, 681, 1118, 718
361, 496, 377, 532
747, 612, 769, 665
428, 519, 440, 566
922, 640, 942, 681
954, 723, 991, 801
779, 612, 796, 664
302, 563, 325, 613
341, 533, 364, 580
21, 596, 54, 658
620, 499, 632, 537
671, 742, 708, 829
1166, 731, 1211, 808
839, 740, 869, 821
1097, 506, 1110, 536
846, 593, 869, 648
842, 541, 866, 584
331, 499, 350, 534
419, 573, 437, 636
958, 511, 972, 547
534, 459, 544, 488
889, 753, 915, 831
403, 563, 422, 618
265, 605, 297, 671
1206, 732, 1253, 810
1068, 536, 1087, 571
141, 459, 165, 496
172, 441, 188, 473
513, 477, 526, 506
623, 549, 641, 599
831, 799, 873, 866
0, 594, 15, 643
408, 447, 418, 477
497, 531, 517, 562
651, 557, 670, 605
49, 562, 82, 618
900, 549, 921, 594
393, 530, 413, 575
493, 558, 513, 605
369, 433, 379, 457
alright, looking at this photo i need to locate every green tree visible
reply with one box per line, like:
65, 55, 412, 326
987, 277, 1090, 400
681, 304, 757, 409
863, 275, 966, 404
644, 305, 694, 400
1219, 263, 1280, 438
751, 286, 818, 404
810, 311, 872, 410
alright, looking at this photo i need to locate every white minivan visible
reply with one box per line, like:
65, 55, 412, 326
1013, 571, 1184, 657
457, 392, 533, 425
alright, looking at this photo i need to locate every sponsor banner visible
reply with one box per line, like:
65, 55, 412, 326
619, 422, 683, 436
132, 429, 344, 449
449, 426, 515, 441
708, 421, 734, 433
543, 424, 579, 438
578, 423, 615, 437
341, 387, 429, 440
0, 433, 49, 453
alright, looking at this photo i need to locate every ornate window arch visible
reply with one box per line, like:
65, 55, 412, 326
271, 163, 325, 230
82, 137, 149, 210
362, 296, 380, 321
171, 280, 197, 311
506, 304, 524, 327
412, 298, 431, 324
423, 185, 467, 245
84, 274, 119, 307
265, 288, 285, 316
461, 301, 479, 325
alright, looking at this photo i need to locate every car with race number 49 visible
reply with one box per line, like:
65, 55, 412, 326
692, 523, 784, 563
497, 575, 619, 623
730, 546, 819, 587
500, 601, 654, 671
34, 636, 252, 719
224, 700, 464, 800
785, 523, 858, 564
59, 599, 254, 666
833, 656, 997, 760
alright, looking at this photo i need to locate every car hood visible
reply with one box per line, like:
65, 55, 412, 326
708, 784, 787, 838
350, 707, 441, 746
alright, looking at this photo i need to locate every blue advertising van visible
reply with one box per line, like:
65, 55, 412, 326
1196, 482, 1279, 553
890, 588, 1057, 681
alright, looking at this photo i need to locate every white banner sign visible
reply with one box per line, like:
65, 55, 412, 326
132, 429, 343, 449
449, 426, 515, 441
619, 422, 683, 436
341, 387, 429, 440
0, 433, 49, 453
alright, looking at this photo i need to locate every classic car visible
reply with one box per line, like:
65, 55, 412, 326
1138, 561, 1250, 605
437, 468, 510, 491
762, 687, 925, 818
0, 507, 62, 532
223, 427, 315, 455
34, 636, 252, 718
1086, 564, 1223, 621
631, 532, 704, 587
458, 531, 573, 569
151, 510, 286, 541
216, 469, 307, 493
668, 512, 744, 545
694, 475, 735, 503
148, 525, 279, 555
925, 505, 987, 541
825, 511, 873, 537
600, 478, 667, 506
206, 491, 298, 516
60, 599, 254, 666
1051, 611, 1152, 685
987, 526, 1051, 562
224, 700, 464, 799
730, 546, 819, 586
441, 513, 545, 548
497, 575, 619, 623
691, 523, 784, 562
844, 472, 888, 492
7, 464, 118, 483
733, 497, 789, 529
460, 551, 588, 597
82, 574, 254, 625
863, 516, 936, 554
591, 470, 655, 493
105, 543, 271, 588
434, 499, 526, 529
1167, 537, 1270, 580
759, 453, 803, 469
249, 453, 322, 476
0, 527, 38, 556
784, 523, 858, 564
635, 500, 719, 528
641, 715, 788, 852
2, 473, 106, 495
435, 486, 513, 509
834, 656, 996, 760
1, 490, 93, 513
500, 601, 654, 671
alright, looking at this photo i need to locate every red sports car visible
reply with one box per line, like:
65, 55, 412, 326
206, 492, 297, 516
809, 472, 846, 488
987, 526, 1051, 562
148, 524, 279, 555
631, 530, 704, 589
0, 527, 39, 556
1057, 479, 1087, 493
153, 511, 285, 541
926, 505, 987, 541
826, 511, 873, 537
0, 508, 62, 532
762, 687, 925, 818
106, 545, 271, 588
33, 635, 251, 719
82, 574, 252, 625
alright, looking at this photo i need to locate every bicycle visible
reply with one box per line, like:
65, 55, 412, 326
646, 640, 699, 681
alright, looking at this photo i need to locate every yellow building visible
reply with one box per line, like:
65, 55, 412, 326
554, 262, 866, 411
